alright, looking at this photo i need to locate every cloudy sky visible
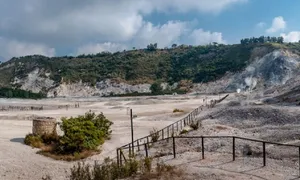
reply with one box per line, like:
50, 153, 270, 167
0, 0, 300, 60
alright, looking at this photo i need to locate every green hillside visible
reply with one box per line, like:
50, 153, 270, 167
1, 36, 297, 99
0, 43, 277, 86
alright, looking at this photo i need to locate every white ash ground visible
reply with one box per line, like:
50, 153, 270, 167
143, 96, 300, 180
0, 95, 215, 180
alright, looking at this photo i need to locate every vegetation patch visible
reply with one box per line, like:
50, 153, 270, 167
24, 112, 113, 161
150, 128, 160, 143
173, 108, 184, 113
179, 129, 189, 135
0, 87, 46, 99
65, 157, 183, 180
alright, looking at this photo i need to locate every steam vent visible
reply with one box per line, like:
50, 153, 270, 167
32, 117, 57, 136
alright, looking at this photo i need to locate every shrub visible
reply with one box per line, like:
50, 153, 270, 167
24, 134, 44, 148
173, 108, 184, 113
190, 121, 201, 130
179, 129, 189, 135
142, 157, 152, 173
69, 158, 139, 180
41, 133, 59, 145
133, 114, 138, 119
24, 112, 113, 160
150, 128, 160, 142
58, 112, 113, 154
69, 157, 181, 180
150, 81, 163, 94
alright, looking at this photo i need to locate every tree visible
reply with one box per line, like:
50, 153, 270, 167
150, 81, 162, 94
258, 36, 265, 43
171, 44, 177, 48
271, 37, 277, 43
277, 36, 284, 43
146, 43, 158, 51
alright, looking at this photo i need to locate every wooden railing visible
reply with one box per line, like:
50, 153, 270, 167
117, 94, 229, 161
117, 135, 300, 176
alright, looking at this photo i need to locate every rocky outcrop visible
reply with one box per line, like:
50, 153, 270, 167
47, 79, 151, 97
12, 68, 55, 93
225, 49, 300, 92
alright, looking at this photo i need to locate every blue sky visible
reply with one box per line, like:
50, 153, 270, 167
0, 0, 300, 60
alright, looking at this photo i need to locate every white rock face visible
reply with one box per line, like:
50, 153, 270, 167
226, 49, 300, 92
47, 79, 151, 97
13, 68, 55, 93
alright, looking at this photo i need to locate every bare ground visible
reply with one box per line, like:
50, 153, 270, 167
0, 95, 215, 180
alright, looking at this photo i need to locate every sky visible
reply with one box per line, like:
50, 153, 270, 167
1, 0, 300, 60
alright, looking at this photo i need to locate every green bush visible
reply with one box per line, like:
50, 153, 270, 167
58, 112, 113, 154
24, 112, 113, 160
24, 133, 44, 148
150, 81, 163, 94
41, 133, 59, 145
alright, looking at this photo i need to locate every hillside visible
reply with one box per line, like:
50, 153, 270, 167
0, 41, 300, 97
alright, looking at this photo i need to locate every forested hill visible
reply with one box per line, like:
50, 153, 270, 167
0, 36, 299, 98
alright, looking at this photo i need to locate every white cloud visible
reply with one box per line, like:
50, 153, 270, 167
256, 22, 266, 28
0, 38, 55, 60
189, 29, 225, 45
133, 21, 190, 48
0, 0, 242, 58
266, 16, 286, 33
76, 42, 127, 55
280, 31, 300, 42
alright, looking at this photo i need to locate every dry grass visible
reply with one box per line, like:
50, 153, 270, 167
139, 162, 184, 180
38, 150, 100, 161
150, 128, 160, 142
173, 108, 185, 113
215, 125, 228, 130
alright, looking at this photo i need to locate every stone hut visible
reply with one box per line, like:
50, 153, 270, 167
32, 117, 57, 136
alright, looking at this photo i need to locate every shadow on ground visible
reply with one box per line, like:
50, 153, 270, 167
10, 138, 25, 144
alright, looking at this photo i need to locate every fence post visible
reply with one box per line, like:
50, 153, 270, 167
177, 121, 179, 131
233, 137, 235, 161
117, 148, 120, 167
173, 136, 176, 158
147, 136, 149, 146
137, 140, 140, 151
120, 149, 123, 166
298, 147, 300, 177
162, 129, 164, 139
145, 144, 148, 158
181, 120, 183, 129
129, 144, 132, 157
202, 136, 205, 159
263, 142, 266, 166
172, 124, 174, 136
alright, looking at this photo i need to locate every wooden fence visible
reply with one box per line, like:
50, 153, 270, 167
117, 135, 300, 176
117, 94, 229, 162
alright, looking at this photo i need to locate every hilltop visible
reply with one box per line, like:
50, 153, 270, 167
0, 38, 300, 98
